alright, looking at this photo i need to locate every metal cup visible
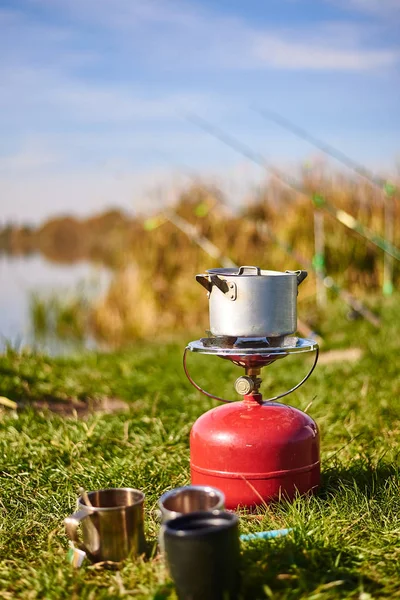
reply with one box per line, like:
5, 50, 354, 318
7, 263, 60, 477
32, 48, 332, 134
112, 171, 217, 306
157, 485, 225, 554
64, 488, 145, 564
158, 485, 225, 523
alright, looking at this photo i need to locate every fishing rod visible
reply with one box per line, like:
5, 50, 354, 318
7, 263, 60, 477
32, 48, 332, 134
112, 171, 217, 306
183, 111, 400, 263
253, 107, 386, 190
163, 209, 236, 268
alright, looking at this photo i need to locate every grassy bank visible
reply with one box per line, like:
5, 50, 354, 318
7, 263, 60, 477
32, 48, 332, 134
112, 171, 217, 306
1, 299, 400, 599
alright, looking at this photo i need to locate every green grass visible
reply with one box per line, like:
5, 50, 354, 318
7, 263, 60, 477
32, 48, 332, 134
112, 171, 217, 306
0, 298, 400, 599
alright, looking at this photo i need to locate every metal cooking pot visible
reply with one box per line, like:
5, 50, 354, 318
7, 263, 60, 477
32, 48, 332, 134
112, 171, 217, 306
196, 266, 307, 338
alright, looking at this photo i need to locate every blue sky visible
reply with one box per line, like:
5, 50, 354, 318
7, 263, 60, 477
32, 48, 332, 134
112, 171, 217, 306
0, 0, 399, 223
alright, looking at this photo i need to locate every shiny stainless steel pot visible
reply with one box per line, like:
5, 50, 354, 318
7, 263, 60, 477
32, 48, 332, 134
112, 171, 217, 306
196, 266, 307, 338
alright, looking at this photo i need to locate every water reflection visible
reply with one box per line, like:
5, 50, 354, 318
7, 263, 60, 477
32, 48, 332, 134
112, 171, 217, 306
0, 254, 110, 354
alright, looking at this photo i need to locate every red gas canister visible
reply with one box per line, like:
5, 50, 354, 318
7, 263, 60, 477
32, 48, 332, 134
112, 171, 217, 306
190, 393, 320, 510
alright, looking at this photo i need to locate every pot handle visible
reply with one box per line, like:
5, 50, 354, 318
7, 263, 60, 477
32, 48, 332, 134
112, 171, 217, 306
286, 270, 308, 286
195, 274, 212, 293
237, 266, 261, 275
196, 274, 237, 300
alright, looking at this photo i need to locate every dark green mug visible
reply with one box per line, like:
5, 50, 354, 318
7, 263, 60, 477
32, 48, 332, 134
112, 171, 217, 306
164, 510, 240, 600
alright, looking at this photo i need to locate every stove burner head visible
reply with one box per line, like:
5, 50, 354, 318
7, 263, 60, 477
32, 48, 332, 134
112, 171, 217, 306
200, 332, 298, 356
201, 334, 298, 351
198, 336, 296, 368
202, 335, 238, 348
222, 353, 286, 369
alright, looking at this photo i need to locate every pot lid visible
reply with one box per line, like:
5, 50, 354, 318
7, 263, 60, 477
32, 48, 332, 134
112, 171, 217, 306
206, 266, 294, 277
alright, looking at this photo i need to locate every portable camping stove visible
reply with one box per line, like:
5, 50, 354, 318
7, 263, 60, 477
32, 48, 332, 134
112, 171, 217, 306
183, 268, 320, 510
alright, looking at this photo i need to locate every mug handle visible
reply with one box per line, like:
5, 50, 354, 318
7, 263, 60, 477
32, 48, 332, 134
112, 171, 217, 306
158, 523, 167, 555
64, 509, 91, 549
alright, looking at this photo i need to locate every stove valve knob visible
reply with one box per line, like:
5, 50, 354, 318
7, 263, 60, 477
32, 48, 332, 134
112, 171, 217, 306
235, 376, 255, 396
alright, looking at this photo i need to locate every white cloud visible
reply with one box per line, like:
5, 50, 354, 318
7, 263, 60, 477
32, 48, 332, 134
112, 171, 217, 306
0, 144, 60, 174
48, 86, 209, 123
0, 64, 218, 127
253, 34, 397, 70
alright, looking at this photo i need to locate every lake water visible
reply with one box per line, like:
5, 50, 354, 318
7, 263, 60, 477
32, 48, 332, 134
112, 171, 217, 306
0, 254, 110, 354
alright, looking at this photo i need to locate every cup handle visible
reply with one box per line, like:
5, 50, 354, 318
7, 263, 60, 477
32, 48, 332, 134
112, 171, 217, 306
64, 509, 90, 549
